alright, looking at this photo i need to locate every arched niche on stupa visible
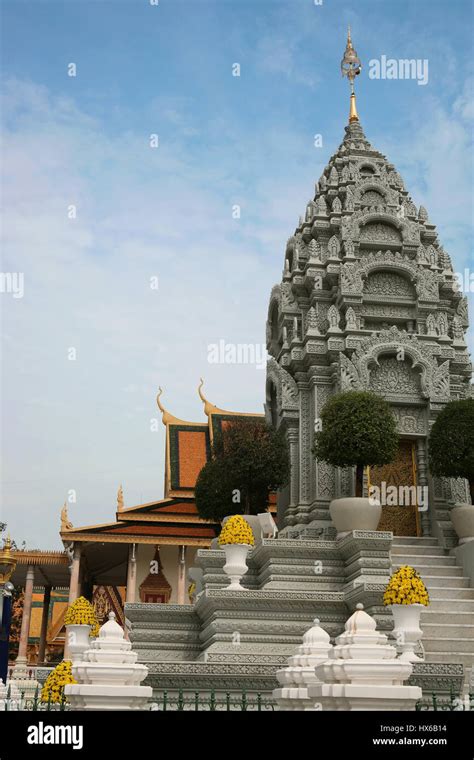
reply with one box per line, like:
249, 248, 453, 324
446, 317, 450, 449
368, 353, 423, 401
360, 189, 386, 207
354, 210, 420, 249
359, 162, 377, 176
265, 377, 279, 429
360, 220, 402, 246
363, 270, 416, 300
356, 338, 432, 400
267, 297, 282, 358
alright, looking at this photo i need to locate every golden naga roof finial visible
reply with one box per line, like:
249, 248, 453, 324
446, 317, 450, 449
156, 386, 180, 425
156, 386, 170, 424
198, 377, 217, 417
61, 501, 73, 532
117, 483, 124, 511
341, 25, 362, 123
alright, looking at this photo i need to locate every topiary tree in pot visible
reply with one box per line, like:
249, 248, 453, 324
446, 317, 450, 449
312, 390, 399, 536
195, 417, 290, 541
428, 398, 474, 544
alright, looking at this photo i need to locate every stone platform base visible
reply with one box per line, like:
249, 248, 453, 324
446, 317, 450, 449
65, 684, 152, 711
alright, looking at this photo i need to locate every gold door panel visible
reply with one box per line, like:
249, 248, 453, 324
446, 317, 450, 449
369, 440, 420, 537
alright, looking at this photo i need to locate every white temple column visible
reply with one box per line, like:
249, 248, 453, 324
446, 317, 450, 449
177, 545, 187, 605
68, 544, 82, 604
126, 543, 137, 603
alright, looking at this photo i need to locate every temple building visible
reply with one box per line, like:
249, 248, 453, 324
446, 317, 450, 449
7, 382, 266, 664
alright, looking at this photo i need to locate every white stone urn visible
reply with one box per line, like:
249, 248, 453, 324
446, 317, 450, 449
222, 544, 251, 590
450, 504, 474, 544
65, 624, 91, 663
390, 603, 425, 662
329, 497, 382, 538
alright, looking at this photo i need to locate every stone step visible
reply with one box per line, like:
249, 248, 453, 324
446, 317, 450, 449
427, 584, 474, 598
391, 545, 447, 557
393, 554, 457, 567
424, 577, 471, 589
428, 599, 474, 613
392, 537, 439, 546
421, 623, 474, 638
423, 637, 474, 654
394, 564, 464, 577
425, 652, 474, 668
421, 610, 474, 624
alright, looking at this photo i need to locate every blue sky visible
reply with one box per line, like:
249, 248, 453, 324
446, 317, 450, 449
1, 0, 473, 548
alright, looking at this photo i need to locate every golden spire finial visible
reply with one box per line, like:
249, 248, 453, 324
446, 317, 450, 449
60, 501, 73, 531
347, 25, 353, 48
341, 25, 362, 123
117, 483, 124, 511
0, 533, 16, 583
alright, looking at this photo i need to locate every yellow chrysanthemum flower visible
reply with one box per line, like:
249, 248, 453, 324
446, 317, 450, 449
40, 660, 77, 704
383, 565, 430, 606
218, 515, 254, 546
64, 596, 99, 637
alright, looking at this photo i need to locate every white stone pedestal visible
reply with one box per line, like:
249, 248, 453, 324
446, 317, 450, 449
65, 612, 152, 711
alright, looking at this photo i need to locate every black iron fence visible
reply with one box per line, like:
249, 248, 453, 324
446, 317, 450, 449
0, 685, 69, 711
416, 692, 473, 711
149, 689, 276, 711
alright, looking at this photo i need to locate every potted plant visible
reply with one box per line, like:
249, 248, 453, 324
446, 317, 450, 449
312, 390, 399, 536
383, 565, 429, 661
217, 515, 254, 590
64, 596, 100, 662
40, 659, 76, 706
428, 399, 474, 544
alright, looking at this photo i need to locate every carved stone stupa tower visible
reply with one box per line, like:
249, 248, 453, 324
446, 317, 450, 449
265, 30, 472, 544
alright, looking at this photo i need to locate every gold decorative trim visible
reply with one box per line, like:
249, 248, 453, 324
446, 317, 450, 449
117, 513, 215, 525
60, 533, 212, 547
13, 551, 68, 565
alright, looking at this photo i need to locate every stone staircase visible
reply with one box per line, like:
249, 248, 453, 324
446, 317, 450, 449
391, 536, 474, 680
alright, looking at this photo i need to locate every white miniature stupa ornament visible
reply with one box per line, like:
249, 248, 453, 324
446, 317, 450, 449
307, 604, 422, 711
273, 618, 333, 710
65, 612, 152, 711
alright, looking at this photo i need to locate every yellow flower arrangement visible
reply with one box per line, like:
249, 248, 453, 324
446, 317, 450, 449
383, 565, 430, 606
40, 660, 76, 704
218, 515, 254, 546
64, 596, 100, 637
